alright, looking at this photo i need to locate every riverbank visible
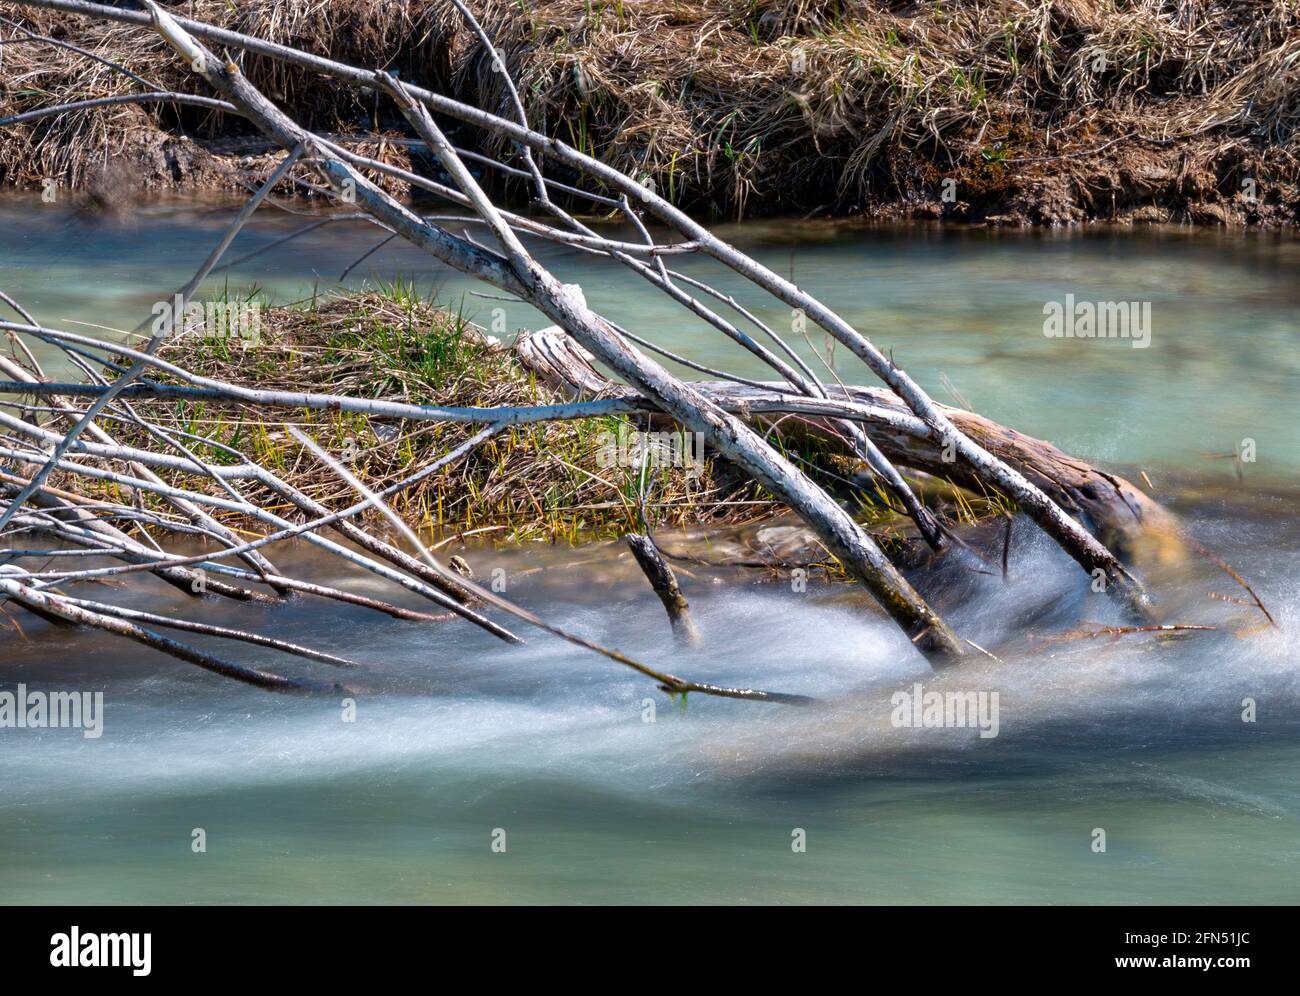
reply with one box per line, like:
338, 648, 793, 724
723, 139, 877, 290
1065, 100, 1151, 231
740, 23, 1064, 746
3, 1, 1298, 226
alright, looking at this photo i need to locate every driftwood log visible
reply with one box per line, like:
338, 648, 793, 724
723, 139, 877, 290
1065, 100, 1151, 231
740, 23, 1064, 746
518, 327, 1178, 567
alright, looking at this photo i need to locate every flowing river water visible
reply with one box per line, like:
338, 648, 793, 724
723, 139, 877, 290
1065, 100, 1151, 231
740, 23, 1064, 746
1, 195, 1297, 904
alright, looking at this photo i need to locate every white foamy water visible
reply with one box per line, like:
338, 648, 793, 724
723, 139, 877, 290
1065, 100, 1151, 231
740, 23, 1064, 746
2, 494, 1296, 904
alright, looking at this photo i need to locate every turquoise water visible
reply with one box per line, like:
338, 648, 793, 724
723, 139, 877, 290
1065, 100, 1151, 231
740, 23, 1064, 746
5, 197, 1299, 478
1, 196, 1297, 904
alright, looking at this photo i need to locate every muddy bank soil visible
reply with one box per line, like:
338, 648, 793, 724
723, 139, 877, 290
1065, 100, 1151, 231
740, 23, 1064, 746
3, 1, 1297, 226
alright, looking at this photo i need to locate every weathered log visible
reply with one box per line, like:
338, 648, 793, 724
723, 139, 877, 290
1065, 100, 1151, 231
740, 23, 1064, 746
517, 328, 1178, 567
517, 322, 612, 397
625, 533, 701, 645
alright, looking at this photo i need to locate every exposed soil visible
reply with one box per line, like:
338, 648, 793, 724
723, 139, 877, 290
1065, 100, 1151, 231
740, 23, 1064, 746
3, 1, 1297, 226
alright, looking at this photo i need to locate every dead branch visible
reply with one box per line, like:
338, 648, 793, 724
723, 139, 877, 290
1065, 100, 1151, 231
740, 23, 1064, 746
0, 0, 1195, 704
625, 533, 701, 646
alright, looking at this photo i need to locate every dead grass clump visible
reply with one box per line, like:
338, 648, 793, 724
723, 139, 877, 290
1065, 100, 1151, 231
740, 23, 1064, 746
0, 0, 434, 192
54, 285, 1009, 551
93, 287, 761, 544
3, 1, 1298, 222
420, 0, 1300, 222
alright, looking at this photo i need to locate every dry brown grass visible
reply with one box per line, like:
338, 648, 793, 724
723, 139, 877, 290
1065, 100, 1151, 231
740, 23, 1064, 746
0, 0, 434, 192
3, 1, 1297, 221
463, 0, 1300, 221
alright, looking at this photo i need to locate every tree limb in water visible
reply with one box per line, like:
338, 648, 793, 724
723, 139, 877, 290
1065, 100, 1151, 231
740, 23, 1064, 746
0, 0, 1202, 701
625, 533, 701, 646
